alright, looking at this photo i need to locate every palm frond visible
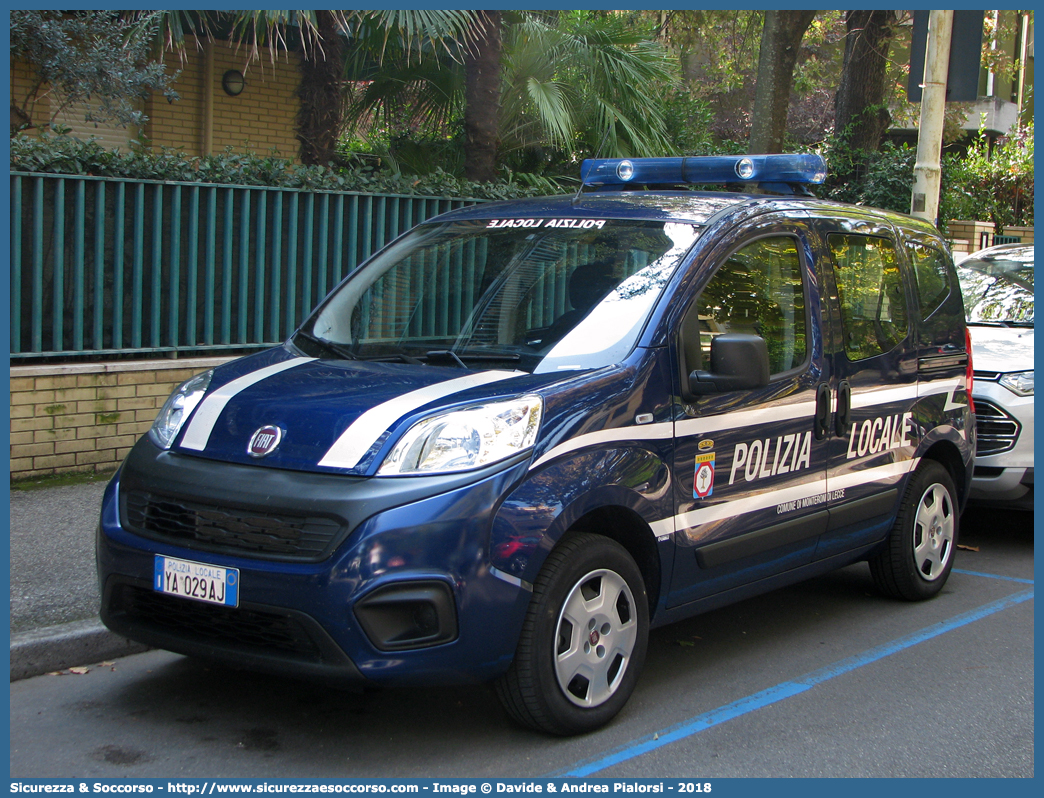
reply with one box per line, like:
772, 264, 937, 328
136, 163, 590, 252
522, 79, 574, 148
354, 10, 479, 64
121, 10, 216, 63
500, 12, 677, 159
344, 58, 464, 135
228, 10, 322, 63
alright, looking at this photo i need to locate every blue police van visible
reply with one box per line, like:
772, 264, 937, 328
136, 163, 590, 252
98, 155, 975, 734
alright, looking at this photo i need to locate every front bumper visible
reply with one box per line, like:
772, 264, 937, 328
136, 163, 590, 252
97, 438, 535, 686
970, 381, 1034, 506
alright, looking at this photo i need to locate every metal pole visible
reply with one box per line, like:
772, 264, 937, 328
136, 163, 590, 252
202, 40, 214, 156
910, 9, 953, 224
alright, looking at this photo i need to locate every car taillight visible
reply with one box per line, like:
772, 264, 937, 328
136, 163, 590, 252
965, 327, 975, 415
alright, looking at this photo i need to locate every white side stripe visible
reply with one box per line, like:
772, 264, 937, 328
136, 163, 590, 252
667, 457, 920, 533
318, 371, 520, 470
529, 400, 817, 473
828, 458, 919, 492
851, 383, 919, 409
530, 376, 965, 474
649, 518, 675, 538
530, 422, 674, 471
675, 400, 816, 438
180, 357, 317, 451
922, 376, 968, 410
676, 477, 827, 531
851, 377, 966, 410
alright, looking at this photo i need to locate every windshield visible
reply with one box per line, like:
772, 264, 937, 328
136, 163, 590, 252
304, 218, 700, 373
957, 246, 1034, 326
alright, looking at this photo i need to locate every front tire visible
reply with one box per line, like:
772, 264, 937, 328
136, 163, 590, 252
870, 460, 958, 600
495, 532, 649, 735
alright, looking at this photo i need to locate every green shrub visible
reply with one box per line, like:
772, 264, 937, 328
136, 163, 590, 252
856, 142, 917, 213
939, 122, 1034, 233
821, 139, 915, 213
821, 123, 1034, 232
9, 132, 554, 201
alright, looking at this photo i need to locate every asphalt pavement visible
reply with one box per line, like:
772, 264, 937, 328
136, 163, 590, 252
9, 509, 1033, 777
7, 473, 1033, 696
9, 474, 148, 680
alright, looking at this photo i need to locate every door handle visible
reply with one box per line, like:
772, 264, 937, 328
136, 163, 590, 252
814, 383, 830, 440
835, 380, 852, 437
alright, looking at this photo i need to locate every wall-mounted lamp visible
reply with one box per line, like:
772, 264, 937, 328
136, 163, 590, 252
222, 70, 246, 97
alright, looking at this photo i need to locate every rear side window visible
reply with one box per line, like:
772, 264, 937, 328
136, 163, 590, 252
693, 235, 807, 375
906, 241, 952, 319
827, 234, 908, 361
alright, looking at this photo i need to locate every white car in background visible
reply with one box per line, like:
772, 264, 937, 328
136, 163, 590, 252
957, 244, 1034, 508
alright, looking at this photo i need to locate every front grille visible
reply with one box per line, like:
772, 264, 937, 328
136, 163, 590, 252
112, 584, 322, 660
122, 491, 344, 562
974, 400, 1021, 456
973, 370, 1001, 382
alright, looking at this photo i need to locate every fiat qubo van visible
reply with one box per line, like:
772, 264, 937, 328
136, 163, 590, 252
98, 155, 974, 735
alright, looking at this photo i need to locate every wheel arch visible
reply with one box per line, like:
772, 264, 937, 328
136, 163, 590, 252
920, 438, 970, 510
489, 446, 672, 611
564, 504, 663, 622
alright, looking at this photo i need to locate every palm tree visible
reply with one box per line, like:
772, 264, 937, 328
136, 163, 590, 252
134, 10, 478, 166
500, 13, 676, 159
464, 11, 502, 181
343, 11, 678, 179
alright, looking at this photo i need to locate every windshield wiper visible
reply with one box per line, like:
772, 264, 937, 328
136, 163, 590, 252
294, 329, 357, 360
425, 349, 468, 369
356, 352, 425, 365
426, 349, 522, 368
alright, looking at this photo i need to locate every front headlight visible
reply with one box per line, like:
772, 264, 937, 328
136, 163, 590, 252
377, 395, 543, 475
148, 370, 213, 449
999, 370, 1034, 396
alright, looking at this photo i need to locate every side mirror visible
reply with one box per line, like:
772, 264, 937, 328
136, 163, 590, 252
689, 333, 770, 395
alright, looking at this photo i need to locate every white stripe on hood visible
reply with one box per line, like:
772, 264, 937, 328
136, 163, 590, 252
318, 370, 521, 470
180, 357, 317, 451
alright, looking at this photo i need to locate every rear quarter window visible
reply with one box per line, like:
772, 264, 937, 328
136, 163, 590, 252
827, 233, 909, 361
906, 241, 953, 320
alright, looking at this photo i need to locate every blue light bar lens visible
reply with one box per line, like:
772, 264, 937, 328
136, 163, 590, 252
580, 154, 828, 187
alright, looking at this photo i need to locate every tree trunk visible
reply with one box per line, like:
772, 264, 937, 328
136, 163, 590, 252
464, 11, 502, 182
296, 10, 345, 166
833, 10, 898, 153
747, 10, 817, 154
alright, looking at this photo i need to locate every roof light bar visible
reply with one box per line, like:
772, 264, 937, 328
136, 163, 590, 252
580, 154, 828, 188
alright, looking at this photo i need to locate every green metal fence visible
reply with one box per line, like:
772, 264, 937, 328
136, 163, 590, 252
10, 173, 484, 359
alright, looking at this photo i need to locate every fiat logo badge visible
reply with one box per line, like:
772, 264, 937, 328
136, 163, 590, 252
247, 425, 283, 458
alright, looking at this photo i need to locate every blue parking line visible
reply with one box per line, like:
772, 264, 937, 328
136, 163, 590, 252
953, 568, 1034, 584
551, 589, 1034, 777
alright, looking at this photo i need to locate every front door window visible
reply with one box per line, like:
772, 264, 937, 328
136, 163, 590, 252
669, 229, 826, 608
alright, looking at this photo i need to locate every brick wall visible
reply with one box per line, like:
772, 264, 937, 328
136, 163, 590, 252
144, 38, 302, 159
947, 222, 1034, 255
142, 41, 205, 155
208, 46, 301, 158
13, 35, 301, 161
10, 357, 233, 480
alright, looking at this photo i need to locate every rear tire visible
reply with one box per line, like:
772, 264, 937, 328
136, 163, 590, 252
495, 532, 648, 735
869, 460, 958, 600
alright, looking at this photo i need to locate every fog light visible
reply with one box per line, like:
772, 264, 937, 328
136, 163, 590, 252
354, 581, 457, 651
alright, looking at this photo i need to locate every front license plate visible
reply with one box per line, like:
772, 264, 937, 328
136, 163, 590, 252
154, 555, 239, 607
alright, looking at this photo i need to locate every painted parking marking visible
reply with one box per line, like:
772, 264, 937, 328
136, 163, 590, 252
953, 568, 1034, 585
550, 589, 1034, 777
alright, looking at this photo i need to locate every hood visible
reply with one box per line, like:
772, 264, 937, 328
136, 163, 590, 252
172, 348, 563, 475
969, 325, 1034, 373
